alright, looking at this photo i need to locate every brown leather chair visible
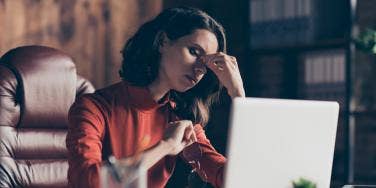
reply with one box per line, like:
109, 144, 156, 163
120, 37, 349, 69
0, 46, 95, 187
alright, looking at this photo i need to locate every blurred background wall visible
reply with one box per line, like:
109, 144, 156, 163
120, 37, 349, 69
0, 0, 162, 88
1, 0, 375, 188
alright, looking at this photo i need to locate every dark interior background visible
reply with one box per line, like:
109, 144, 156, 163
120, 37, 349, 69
1, 0, 375, 187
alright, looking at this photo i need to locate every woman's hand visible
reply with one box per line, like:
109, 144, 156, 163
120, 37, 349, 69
117, 121, 196, 170
162, 120, 197, 156
200, 52, 245, 98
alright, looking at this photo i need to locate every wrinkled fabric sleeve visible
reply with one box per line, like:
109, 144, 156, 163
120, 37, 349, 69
66, 95, 106, 188
180, 124, 226, 188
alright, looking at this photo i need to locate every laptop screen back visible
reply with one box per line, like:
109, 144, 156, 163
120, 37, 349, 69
224, 98, 339, 188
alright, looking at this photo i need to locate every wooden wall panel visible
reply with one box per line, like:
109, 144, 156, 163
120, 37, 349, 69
105, 0, 162, 84
0, 0, 162, 88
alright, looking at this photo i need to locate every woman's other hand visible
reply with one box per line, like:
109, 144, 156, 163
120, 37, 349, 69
162, 120, 197, 155
200, 52, 245, 98
118, 121, 197, 170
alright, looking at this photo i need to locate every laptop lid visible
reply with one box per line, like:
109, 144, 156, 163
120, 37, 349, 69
224, 98, 339, 188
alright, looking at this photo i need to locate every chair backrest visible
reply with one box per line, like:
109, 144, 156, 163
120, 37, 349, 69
0, 46, 95, 187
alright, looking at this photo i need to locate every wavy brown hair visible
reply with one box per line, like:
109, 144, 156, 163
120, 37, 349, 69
119, 7, 226, 126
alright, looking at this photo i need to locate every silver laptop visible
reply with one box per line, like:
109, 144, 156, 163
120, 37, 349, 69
224, 98, 339, 188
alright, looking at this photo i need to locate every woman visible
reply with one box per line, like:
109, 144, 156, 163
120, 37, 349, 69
66, 7, 245, 188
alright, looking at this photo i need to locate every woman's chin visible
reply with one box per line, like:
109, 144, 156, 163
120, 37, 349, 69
173, 80, 197, 92
175, 86, 192, 93
174, 84, 196, 93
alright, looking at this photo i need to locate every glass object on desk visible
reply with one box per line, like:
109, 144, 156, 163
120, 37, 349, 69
343, 186, 376, 188
100, 156, 147, 188
182, 142, 208, 188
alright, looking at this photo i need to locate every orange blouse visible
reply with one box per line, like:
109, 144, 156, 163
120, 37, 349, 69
66, 81, 226, 188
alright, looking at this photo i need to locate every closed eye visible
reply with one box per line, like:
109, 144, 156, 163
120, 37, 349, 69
188, 47, 200, 56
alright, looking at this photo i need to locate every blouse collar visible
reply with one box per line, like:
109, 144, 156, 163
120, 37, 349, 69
124, 81, 171, 111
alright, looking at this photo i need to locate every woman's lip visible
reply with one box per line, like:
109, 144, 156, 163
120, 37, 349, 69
185, 75, 197, 84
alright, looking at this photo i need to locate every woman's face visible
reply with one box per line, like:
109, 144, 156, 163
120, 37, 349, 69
158, 29, 219, 92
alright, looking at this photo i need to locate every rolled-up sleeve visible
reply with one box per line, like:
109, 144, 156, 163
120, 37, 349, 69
181, 124, 226, 188
66, 95, 106, 188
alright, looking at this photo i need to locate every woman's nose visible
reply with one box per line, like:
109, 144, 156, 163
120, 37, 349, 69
193, 63, 207, 76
